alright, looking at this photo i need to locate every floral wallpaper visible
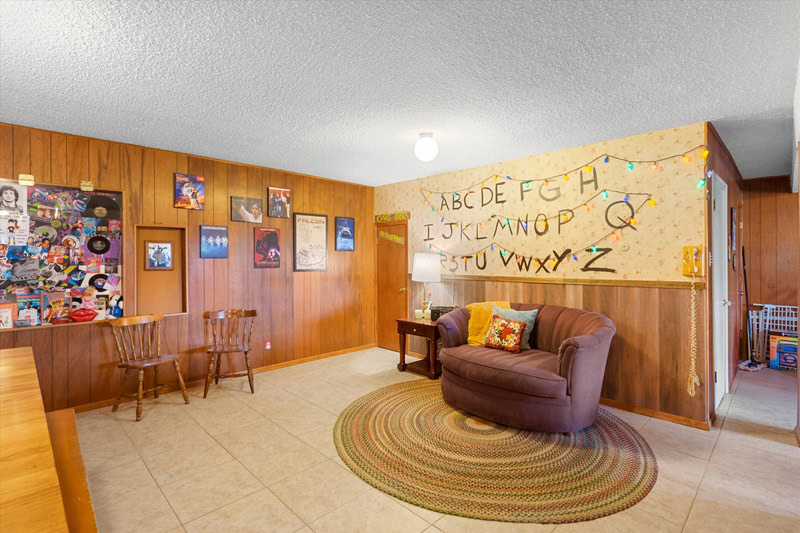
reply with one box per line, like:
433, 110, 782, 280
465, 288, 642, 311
374, 123, 706, 282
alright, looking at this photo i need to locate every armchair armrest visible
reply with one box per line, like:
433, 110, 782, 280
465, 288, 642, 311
557, 325, 616, 394
436, 308, 470, 348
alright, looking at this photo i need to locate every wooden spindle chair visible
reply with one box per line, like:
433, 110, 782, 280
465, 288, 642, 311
203, 309, 258, 398
109, 314, 189, 421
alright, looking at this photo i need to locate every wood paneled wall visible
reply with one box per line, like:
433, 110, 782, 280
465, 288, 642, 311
0, 123, 376, 411
742, 176, 798, 306
408, 278, 708, 424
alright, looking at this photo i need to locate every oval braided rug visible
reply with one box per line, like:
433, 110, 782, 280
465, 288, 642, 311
334, 380, 657, 524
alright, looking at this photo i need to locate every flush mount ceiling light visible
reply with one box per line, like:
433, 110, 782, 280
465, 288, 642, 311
414, 132, 438, 162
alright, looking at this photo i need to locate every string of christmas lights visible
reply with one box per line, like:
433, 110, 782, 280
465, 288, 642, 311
417, 145, 710, 195
420, 188, 655, 227
426, 193, 652, 266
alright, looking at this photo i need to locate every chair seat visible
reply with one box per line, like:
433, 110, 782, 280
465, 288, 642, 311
207, 344, 252, 353
119, 353, 181, 368
439, 345, 566, 399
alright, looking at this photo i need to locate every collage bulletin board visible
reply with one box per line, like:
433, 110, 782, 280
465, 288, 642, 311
0, 179, 123, 328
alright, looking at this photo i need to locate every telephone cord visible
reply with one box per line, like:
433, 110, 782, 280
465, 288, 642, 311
687, 274, 701, 397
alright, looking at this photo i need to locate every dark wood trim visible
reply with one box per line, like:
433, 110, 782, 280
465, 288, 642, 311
600, 397, 711, 431
706, 122, 745, 184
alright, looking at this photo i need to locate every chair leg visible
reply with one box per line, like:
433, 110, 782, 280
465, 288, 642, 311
112, 368, 129, 412
173, 360, 189, 404
153, 364, 159, 399
203, 353, 216, 399
214, 354, 222, 384
136, 369, 144, 421
244, 351, 254, 394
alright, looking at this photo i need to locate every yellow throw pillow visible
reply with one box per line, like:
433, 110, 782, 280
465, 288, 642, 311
466, 301, 511, 346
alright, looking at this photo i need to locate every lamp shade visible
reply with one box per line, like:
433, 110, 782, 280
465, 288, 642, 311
412, 252, 441, 283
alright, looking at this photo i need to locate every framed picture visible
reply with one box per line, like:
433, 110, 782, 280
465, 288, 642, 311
335, 217, 355, 251
268, 187, 291, 218
231, 196, 263, 223
144, 241, 174, 270
293, 213, 327, 272
200, 225, 228, 258
254, 228, 280, 268
174, 173, 205, 210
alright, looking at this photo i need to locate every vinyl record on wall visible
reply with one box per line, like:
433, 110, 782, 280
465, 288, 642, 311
87, 235, 111, 255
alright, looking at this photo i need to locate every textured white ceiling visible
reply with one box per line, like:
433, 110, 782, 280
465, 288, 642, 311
1, 0, 799, 187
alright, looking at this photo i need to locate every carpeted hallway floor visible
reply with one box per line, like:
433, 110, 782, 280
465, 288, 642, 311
76, 347, 800, 532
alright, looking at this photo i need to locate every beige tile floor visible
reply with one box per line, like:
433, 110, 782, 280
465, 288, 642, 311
76, 347, 800, 533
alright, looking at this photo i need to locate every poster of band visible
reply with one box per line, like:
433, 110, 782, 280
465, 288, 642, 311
0, 180, 123, 328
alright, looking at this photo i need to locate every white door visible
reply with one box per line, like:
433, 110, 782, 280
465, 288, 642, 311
712, 172, 729, 410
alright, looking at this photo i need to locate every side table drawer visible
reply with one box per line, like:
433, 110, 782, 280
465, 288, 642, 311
397, 321, 436, 337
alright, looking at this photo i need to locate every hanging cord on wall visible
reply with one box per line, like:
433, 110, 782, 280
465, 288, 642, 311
687, 273, 701, 397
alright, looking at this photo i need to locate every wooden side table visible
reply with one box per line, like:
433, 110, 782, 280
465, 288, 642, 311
397, 318, 441, 379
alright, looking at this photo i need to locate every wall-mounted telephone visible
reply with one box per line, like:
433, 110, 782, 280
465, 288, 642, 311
681, 246, 703, 277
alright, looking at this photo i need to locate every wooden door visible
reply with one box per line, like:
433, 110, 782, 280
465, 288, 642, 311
376, 222, 408, 351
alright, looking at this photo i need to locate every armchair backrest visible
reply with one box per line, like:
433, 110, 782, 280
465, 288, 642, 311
436, 303, 615, 355
512, 304, 615, 355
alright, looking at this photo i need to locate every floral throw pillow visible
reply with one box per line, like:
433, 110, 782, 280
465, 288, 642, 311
484, 314, 527, 353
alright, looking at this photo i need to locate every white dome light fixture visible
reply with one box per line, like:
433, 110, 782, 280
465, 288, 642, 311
414, 132, 438, 162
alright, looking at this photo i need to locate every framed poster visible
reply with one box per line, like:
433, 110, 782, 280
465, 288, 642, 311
268, 187, 291, 218
144, 241, 174, 270
231, 196, 263, 223
174, 173, 205, 210
335, 216, 354, 251
293, 213, 327, 272
254, 228, 280, 268
200, 225, 228, 258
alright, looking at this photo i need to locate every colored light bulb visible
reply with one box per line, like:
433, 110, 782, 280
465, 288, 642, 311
701, 149, 709, 159
624, 194, 629, 202
650, 162, 659, 171
697, 179, 706, 189
683, 155, 691, 163
585, 165, 593, 172
604, 156, 609, 163
573, 255, 578, 261
602, 190, 609, 199
563, 174, 569, 181
648, 199, 656, 206
591, 245, 598, 253
627, 162, 634, 170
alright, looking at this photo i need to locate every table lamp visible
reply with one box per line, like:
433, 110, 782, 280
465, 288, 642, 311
412, 252, 441, 312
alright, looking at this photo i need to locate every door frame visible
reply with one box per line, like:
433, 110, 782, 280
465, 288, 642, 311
374, 220, 408, 349
711, 172, 730, 410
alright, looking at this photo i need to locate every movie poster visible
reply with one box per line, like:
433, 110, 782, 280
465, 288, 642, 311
293, 213, 327, 272
200, 225, 228, 258
174, 173, 205, 210
335, 217, 354, 251
268, 187, 290, 218
231, 196, 263, 223
254, 228, 280, 268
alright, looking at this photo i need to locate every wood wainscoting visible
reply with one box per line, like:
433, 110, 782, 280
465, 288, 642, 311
742, 175, 798, 307
408, 276, 708, 426
0, 122, 376, 411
